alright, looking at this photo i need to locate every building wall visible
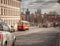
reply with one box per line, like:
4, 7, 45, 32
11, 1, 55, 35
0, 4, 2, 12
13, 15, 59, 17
0, 0, 21, 29
45, 15, 60, 22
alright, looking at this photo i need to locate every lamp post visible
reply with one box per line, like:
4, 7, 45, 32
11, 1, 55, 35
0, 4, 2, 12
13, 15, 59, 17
41, 14, 44, 24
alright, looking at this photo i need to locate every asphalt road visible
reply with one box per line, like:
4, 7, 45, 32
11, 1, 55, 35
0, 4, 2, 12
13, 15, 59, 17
14, 27, 60, 46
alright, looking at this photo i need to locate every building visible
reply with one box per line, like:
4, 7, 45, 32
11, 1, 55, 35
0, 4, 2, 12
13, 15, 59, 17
34, 9, 42, 24
21, 12, 26, 20
25, 8, 30, 21
43, 12, 60, 25
0, 0, 21, 29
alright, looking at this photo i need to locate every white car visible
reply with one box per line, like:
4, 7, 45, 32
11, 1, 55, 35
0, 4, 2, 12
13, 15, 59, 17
0, 20, 16, 46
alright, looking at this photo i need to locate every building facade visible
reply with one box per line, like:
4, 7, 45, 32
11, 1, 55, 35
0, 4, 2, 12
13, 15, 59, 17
0, 0, 21, 29
45, 14, 60, 22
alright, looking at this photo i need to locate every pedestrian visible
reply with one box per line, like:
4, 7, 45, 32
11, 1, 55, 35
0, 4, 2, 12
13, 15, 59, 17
53, 22, 56, 27
11, 26, 15, 32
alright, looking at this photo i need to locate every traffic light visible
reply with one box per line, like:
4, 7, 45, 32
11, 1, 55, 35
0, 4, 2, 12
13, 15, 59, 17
57, 0, 60, 3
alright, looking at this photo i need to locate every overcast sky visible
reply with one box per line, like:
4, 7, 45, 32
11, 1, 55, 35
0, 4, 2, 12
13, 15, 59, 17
21, 0, 60, 14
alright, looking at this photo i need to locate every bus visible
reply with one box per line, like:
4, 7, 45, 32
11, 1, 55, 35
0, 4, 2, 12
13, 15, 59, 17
17, 21, 30, 31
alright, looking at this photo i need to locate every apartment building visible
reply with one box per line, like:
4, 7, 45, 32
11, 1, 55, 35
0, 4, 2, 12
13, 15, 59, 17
0, 0, 21, 29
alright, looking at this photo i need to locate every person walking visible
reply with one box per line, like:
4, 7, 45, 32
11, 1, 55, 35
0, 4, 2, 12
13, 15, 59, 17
11, 26, 15, 32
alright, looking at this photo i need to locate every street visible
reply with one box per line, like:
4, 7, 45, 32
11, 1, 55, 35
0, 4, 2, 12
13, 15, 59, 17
14, 27, 60, 46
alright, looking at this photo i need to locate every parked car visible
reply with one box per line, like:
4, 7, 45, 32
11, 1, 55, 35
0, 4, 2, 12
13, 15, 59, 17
0, 20, 16, 46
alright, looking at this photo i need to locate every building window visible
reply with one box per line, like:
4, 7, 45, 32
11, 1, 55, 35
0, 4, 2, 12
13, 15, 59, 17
4, 0, 7, 4
10, 0, 12, 5
13, 1, 14, 6
1, 8, 3, 15
5, 8, 7, 15
4, 8, 6, 15
1, 0, 3, 3
8, 0, 10, 5
6, 0, 7, 4
18, 2, 20, 7
1, 7, 7, 15
7, 0, 8, 4
3, 0, 5, 4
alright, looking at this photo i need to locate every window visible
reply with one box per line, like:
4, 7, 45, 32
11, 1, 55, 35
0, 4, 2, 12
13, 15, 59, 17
4, 0, 5, 4
1, 0, 2, 3
4, 8, 5, 15
1, 8, 3, 15
4, 0, 7, 4
1, 7, 6, 15
8, 0, 9, 5
7, 0, 9, 5
6, 0, 7, 4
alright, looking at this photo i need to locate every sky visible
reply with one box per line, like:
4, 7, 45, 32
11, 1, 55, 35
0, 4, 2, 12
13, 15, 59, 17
21, 0, 60, 14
